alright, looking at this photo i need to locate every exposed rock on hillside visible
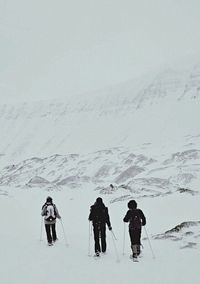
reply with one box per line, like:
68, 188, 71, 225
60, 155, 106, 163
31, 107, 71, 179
154, 221, 200, 249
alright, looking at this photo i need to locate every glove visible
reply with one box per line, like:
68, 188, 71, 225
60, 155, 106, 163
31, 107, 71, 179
108, 226, 112, 231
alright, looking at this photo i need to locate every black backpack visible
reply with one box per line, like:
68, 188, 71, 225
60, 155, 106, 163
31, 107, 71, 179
92, 206, 107, 224
129, 209, 142, 229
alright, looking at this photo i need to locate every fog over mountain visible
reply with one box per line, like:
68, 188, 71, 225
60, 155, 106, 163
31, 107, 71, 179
1, 0, 200, 101
0, 60, 199, 166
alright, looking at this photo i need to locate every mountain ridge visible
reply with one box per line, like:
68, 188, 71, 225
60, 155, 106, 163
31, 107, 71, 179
0, 63, 199, 164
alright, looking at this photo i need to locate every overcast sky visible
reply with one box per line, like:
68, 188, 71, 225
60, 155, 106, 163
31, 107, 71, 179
1, 0, 200, 102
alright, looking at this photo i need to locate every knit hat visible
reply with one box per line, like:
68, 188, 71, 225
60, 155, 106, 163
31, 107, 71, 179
96, 197, 103, 204
128, 200, 137, 209
46, 196, 53, 203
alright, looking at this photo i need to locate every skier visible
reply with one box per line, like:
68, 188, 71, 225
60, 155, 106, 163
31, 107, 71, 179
41, 196, 61, 246
123, 200, 146, 259
89, 197, 112, 256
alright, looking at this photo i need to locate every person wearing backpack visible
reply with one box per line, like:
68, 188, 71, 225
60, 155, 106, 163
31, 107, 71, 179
88, 197, 112, 256
41, 196, 61, 246
123, 200, 146, 259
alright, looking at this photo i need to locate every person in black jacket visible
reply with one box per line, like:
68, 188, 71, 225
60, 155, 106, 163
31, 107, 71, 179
89, 197, 112, 256
123, 200, 146, 259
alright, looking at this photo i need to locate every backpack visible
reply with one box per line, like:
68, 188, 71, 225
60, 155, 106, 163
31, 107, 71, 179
91, 205, 107, 224
44, 204, 57, 222
129, 209, 142, 229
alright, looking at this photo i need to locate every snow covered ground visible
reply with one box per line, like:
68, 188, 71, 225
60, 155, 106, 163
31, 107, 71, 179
0, 60, 200, 284
0, 186, 199, 284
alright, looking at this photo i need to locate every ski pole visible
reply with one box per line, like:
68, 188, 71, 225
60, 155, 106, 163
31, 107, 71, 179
111, 230, 117, 240
40, 217, 43, 241
144, 226, 155, 259
122, 222, 126, 255
88, 221, 92, 256
110, 230, 120, 263
59, 219, 69, 247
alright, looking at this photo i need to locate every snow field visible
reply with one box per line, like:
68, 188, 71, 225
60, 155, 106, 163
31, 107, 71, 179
0, 186, 199, 284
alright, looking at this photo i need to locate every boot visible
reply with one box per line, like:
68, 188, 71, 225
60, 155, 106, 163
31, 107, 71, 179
95, 251, 100, 257
131, 245, 138, 259
137, 244, 141, 256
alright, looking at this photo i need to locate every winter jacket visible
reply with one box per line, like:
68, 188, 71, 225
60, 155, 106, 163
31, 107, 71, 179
123, 208, 146, 229
41, 202, 61, 225
89, 203, 111, 229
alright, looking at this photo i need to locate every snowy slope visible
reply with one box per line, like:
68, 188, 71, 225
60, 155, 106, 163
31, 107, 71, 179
0, 62, 200, 165
0, 63, 200, 284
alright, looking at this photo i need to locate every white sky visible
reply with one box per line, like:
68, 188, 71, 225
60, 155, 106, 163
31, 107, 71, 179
1, 0, 200, 102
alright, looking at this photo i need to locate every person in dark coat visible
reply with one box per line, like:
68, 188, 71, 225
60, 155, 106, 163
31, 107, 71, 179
41, 196, 61, 246
89, 197, 112, 256
123, 200, 146, 259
